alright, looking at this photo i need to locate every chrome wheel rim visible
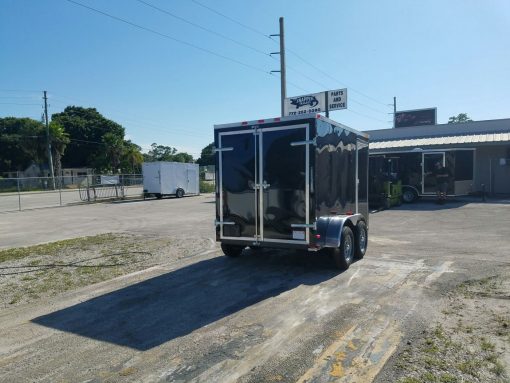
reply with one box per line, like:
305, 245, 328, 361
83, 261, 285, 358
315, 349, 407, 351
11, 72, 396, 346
344, 235, 353, 262
359, 228, 367, 253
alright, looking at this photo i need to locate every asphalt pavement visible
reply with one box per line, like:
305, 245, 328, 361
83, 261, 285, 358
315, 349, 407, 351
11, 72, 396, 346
0, 198, 509, 382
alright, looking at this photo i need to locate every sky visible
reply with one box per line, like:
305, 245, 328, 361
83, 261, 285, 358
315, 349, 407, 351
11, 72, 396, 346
1, 0, 509, 158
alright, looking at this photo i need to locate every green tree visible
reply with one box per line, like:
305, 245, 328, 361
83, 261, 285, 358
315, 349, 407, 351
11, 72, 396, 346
121, 141, 144, 173
197, 142, 215, 166
0, 117, 45, 173
143, 143, 177, 162
51, 106, 125, 169
143, 143, 194, 163
100, 132, 125, 172
172, 152, 194, 163
448, 113, 473, 124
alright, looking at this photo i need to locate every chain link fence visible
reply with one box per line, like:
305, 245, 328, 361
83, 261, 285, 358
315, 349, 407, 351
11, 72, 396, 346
0, 174, 143, 212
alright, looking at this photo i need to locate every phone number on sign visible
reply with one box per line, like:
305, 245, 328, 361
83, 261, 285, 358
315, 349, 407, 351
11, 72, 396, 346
287, 108, 322, 116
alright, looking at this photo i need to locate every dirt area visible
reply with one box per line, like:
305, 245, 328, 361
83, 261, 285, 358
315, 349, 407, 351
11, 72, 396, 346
379, 268, 510, 383
0, 233, 213, 308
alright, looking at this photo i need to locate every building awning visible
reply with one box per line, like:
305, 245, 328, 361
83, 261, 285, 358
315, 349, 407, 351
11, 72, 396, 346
370, 132, 510, 150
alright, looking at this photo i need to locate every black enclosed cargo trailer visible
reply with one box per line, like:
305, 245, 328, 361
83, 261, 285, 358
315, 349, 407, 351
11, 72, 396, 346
214, 114, 369, 269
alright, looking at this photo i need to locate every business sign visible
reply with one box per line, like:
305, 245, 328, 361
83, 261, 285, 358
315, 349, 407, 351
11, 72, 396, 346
327, 88, 347, 111
395, 108, 437, 128
284, 88, 348, 116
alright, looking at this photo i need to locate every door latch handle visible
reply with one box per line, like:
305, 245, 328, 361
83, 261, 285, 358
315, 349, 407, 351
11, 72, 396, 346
262, 181, 270, 189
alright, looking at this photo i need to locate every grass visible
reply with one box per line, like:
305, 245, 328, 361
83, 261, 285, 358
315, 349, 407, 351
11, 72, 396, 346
0, 233, 148, 306
0, 234, 117, 264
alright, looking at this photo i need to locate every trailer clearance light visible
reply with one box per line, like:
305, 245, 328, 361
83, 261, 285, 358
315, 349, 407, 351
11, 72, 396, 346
242, 121, 248, 125
346, 210, 353, 215
315, 234, 321, 239
274, 117, 280, 122
258, 119, 265, 123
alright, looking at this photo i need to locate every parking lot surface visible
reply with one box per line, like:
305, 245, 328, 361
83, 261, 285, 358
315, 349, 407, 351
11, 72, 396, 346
0, 198, 509, 382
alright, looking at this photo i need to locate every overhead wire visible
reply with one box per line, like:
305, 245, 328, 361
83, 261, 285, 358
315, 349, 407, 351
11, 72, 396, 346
134, 0, 273, 58
189, 1, 391, 114
49, 97, 210, 139
190, 0, 271, 39
63, 0, 270, 75
0, 102, 41, 106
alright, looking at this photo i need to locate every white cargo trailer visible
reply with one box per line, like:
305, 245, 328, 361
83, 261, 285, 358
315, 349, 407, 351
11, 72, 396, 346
142, 162, 199, 199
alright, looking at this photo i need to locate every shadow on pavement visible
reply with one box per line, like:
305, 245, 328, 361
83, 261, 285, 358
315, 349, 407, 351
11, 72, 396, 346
32, 249, 338, 351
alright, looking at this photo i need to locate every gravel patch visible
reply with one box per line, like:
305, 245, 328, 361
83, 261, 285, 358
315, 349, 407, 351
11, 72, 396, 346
0, 233, 212, 308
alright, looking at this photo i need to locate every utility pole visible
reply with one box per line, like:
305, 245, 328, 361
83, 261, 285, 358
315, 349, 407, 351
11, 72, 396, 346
393, 96, 397, 128
270, 17, 287, 117
43, 91, 56, 189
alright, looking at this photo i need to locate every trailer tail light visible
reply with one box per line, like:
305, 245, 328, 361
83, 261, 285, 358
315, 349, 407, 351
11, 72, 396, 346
315, 234, 321, 239
274, 117, 281, 122
258, 119, 265, 123
346, 210, 353, 215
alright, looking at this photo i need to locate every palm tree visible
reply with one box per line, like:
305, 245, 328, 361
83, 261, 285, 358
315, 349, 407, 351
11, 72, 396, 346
49, 121, 70, 188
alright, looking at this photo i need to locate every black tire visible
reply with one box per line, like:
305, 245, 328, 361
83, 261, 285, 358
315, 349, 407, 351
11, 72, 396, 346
355, 221, 368, 259
249, 245, 261, 251
402, 188, 417, 203
155, 193, 163, 199
176, 188, 184, 198
384, 198, 392, 209
221, 243, 244, 257
331, 226, 354, 270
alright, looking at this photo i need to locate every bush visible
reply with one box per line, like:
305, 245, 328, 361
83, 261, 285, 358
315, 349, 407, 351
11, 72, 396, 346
200, 180, 215, 193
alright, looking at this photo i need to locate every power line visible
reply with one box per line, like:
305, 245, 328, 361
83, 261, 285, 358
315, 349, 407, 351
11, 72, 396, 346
188, 1, 390, 109
0, 89, 41, 93
49, 98, 209, 138
285, 64, 389, 115
190, 0, 271, 39
135, 0, 272, 58
283, 47, 390, 108
345, 108, 389, 124
63, 0, 269, 75
0, 102, 41, 106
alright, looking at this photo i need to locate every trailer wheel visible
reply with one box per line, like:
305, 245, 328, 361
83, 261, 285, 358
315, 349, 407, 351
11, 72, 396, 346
176, 188, 184, 198
221, 243, 244, 257
332, 226, 354, 270
355, 221, 368, 259
402, 188, 417, 203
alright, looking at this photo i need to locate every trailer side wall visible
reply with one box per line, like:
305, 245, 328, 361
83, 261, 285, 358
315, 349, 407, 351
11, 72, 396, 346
314, 119, 369, 224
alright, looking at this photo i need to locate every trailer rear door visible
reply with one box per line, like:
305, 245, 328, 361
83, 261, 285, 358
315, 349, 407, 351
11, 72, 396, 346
218, 123, 310, 244
259, 125, 310, 243
218, 130, 258, 240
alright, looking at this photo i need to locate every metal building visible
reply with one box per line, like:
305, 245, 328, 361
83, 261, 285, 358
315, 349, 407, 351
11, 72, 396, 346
367, 118, 510, 198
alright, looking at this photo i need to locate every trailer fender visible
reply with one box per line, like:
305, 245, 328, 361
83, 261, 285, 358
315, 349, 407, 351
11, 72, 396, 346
316, 214, 365, 248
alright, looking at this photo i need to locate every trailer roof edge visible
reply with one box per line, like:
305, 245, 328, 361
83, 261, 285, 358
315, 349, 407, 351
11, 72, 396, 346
214, 113, 369, 139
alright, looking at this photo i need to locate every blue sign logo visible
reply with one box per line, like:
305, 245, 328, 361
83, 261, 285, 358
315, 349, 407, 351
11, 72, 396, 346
290, 95, 319, 109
